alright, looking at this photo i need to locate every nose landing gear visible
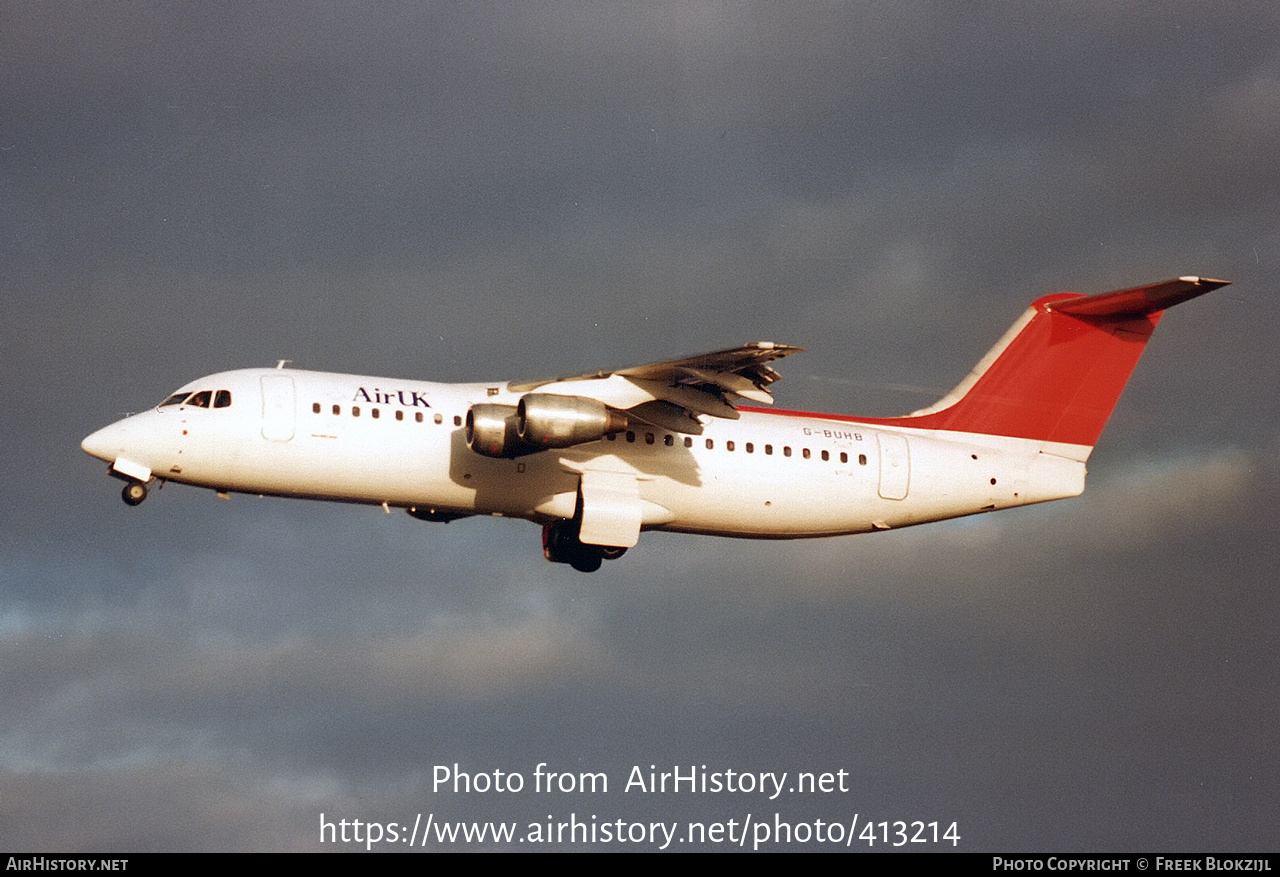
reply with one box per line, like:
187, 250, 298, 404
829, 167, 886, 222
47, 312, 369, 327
121, 481, 148, 506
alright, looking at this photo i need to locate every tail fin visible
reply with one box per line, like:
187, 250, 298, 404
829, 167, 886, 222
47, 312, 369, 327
889, 276, 1227, 456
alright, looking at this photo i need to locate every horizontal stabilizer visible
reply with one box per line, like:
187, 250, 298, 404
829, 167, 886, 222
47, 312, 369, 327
1049, 276, 1229, 319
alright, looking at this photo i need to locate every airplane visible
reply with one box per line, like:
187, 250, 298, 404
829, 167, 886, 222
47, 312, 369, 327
82, 276, 1225, 572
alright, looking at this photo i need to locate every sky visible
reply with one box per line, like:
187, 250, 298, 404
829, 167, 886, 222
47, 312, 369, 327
3, 1, 1278, 852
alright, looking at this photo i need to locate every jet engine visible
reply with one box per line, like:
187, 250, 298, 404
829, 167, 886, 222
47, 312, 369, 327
466, 395, 628, 458
516, 394, 629, 449
465, 404, 532, 458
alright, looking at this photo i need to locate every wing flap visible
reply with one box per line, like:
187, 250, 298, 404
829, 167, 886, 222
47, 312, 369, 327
509, 341, 802, 428
628, 378, 741, 420
675, 366, 775, 403
625, 400, 706, 434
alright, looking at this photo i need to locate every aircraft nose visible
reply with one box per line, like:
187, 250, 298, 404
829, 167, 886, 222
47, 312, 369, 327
81, 421, 124, 462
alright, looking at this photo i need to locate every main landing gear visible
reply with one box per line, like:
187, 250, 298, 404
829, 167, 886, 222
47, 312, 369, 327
542, 519, 627, 573
121, 480, 148, 506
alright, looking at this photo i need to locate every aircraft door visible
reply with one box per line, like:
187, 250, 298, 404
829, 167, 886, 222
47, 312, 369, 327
877, 432, 910, 500
261, 375, 296, 441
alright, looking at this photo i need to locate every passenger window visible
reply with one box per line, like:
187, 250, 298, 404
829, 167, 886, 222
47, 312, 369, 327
664, 434, 674, 447
372, 408, 380, 419
214, 390, 232, 408
453, 416, 462, 426
705, 439, 714, 450
821, 450, 829, 461
784, 446, 792, 457
726, 440, 735, 452
312, 403, 321, 414
745, 442, 754, 453
395, 410, 404, 421
333, 404, 341, 415
859, 454, 867, 465
645, 432, 655, 445
684, 436, 693, 448
606, 433, 616, 441
353, 406, 361, 417
626, 431, 636, 443
802, 448, 811, 459
840, 452, 848, 463
765, 445, 773, 455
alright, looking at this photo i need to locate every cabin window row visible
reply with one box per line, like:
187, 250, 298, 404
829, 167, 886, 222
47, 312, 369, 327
312, 402, 461, 427
307, 403, 868, 465
605, 430, 868, 465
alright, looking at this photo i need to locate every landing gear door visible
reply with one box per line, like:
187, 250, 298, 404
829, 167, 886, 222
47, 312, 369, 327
261, 375, 296, 442
577, 470, 642, 548
877, 432, 910, 500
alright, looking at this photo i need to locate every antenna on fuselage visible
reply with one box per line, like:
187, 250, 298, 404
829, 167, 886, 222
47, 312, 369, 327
276, 360, 291, 370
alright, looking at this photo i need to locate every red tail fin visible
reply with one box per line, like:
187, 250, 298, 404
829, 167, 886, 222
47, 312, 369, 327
884, 276, 1227, 451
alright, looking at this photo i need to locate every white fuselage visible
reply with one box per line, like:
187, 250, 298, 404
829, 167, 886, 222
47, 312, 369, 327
82, 367, 1087, 539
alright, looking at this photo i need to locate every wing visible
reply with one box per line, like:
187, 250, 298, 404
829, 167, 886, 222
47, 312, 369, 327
508, 342, 803, 434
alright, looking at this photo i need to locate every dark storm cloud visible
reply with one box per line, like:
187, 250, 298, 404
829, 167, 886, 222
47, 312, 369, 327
2, 1, 1278, 851
9, 3, 1271, 278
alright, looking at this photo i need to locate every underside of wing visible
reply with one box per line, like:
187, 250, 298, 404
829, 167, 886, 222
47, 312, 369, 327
508, 342, 802, 434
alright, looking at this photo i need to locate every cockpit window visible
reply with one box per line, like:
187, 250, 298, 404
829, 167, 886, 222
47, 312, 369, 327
159, 388, 232, 409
